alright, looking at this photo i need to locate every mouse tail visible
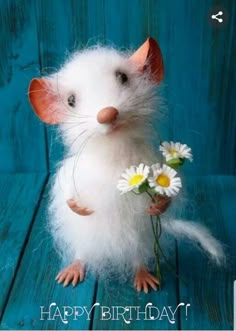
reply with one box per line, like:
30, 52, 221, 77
162, 219, 226, 266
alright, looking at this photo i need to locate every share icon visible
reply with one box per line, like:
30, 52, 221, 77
211, 11, 223, 23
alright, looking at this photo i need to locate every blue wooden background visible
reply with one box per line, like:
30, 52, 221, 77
0, 0, 236, 330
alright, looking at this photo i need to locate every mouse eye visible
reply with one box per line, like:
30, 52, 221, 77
67, 94, 76, 107
116, 71, 128, 85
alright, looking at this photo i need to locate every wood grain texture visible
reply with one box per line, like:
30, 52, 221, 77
177, 176, 236, 330
0, 177, 97, 330
149, 0, 236, 175
0, 1, 47, 172
0, 173, 47, 319
92, 256, 179, 330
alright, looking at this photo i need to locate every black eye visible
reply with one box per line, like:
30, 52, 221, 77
116, 71, 128, 85
67, 94, 76, 107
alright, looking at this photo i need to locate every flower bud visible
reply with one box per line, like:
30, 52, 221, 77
166, 158, 185, 169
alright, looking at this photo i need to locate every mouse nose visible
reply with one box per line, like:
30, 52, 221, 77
97, 107, 119, 124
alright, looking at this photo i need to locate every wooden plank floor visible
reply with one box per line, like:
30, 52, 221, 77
0, 173, 235, 330
0, 173, 47, 320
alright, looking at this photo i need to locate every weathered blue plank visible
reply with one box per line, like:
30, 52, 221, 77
92, 258, 179, 330
0, 173, 47, 320
0, 0, 47, 172
0, 177, 97, 330
177, 176, 236, 329
150, 0, 236, 175
102, 0, 149, 48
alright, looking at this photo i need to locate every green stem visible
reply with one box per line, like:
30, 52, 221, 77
147, 191, 187, 286
156, 215, 162, 239
146, 190, 155, 202
150, 215, 161, 284
153, 216, 188, 286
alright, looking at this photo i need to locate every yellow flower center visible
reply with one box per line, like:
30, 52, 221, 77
129, 174, 144, 186
156, 174, 170, 187
169, 149, 177, 156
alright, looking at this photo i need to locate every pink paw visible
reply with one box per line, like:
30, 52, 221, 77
67, 199, 94, 216
146, 194, 171, 216
55, 260, 85, 287
134, 267, 160, 293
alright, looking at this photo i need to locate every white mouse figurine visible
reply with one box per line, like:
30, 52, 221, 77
29, 38, 224, 293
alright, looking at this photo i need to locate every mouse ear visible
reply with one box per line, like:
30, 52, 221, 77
28, 78, 63, 124
129, 37, 164, 83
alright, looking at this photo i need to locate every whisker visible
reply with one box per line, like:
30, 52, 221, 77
71, 132, 95, 197
61, 122, 89, 134
69, 129, 89, 152
46, 105, 93, 121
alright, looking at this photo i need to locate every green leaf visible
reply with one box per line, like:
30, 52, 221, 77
166, 158, 185, 169
138, 181, 150, 193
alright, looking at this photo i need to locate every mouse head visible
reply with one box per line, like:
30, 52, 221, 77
29, 38, 164, 151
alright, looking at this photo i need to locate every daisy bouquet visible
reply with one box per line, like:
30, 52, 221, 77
117, 142, 193, 285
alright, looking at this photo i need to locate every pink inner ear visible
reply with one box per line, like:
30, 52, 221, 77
129, 37, 164, 83
28, 78, 62, 124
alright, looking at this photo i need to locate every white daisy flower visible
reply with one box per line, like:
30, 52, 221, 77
117, 163, 150, 194
148, 163, 182, 197
159, 141, 193, 162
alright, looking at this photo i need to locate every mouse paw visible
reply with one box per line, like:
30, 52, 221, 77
55, 259, 85, 287
67, 199, 94, 216
146, 194, 171, 216
66, 199, 94, 216
134, 266, 160, 293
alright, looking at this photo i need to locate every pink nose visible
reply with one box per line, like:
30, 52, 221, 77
97, 107, 119, 124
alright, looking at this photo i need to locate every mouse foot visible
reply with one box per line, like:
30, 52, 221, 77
55, 259, 85, 287
134, 266, 160, 293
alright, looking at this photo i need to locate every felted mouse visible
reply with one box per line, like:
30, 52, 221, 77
28, 38, 224, 293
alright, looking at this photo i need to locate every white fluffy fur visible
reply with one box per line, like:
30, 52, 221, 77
162, 220, 225, 265
47, 45, 224, 277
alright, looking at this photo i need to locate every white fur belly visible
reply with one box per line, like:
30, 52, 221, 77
49, 145, 156, 273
